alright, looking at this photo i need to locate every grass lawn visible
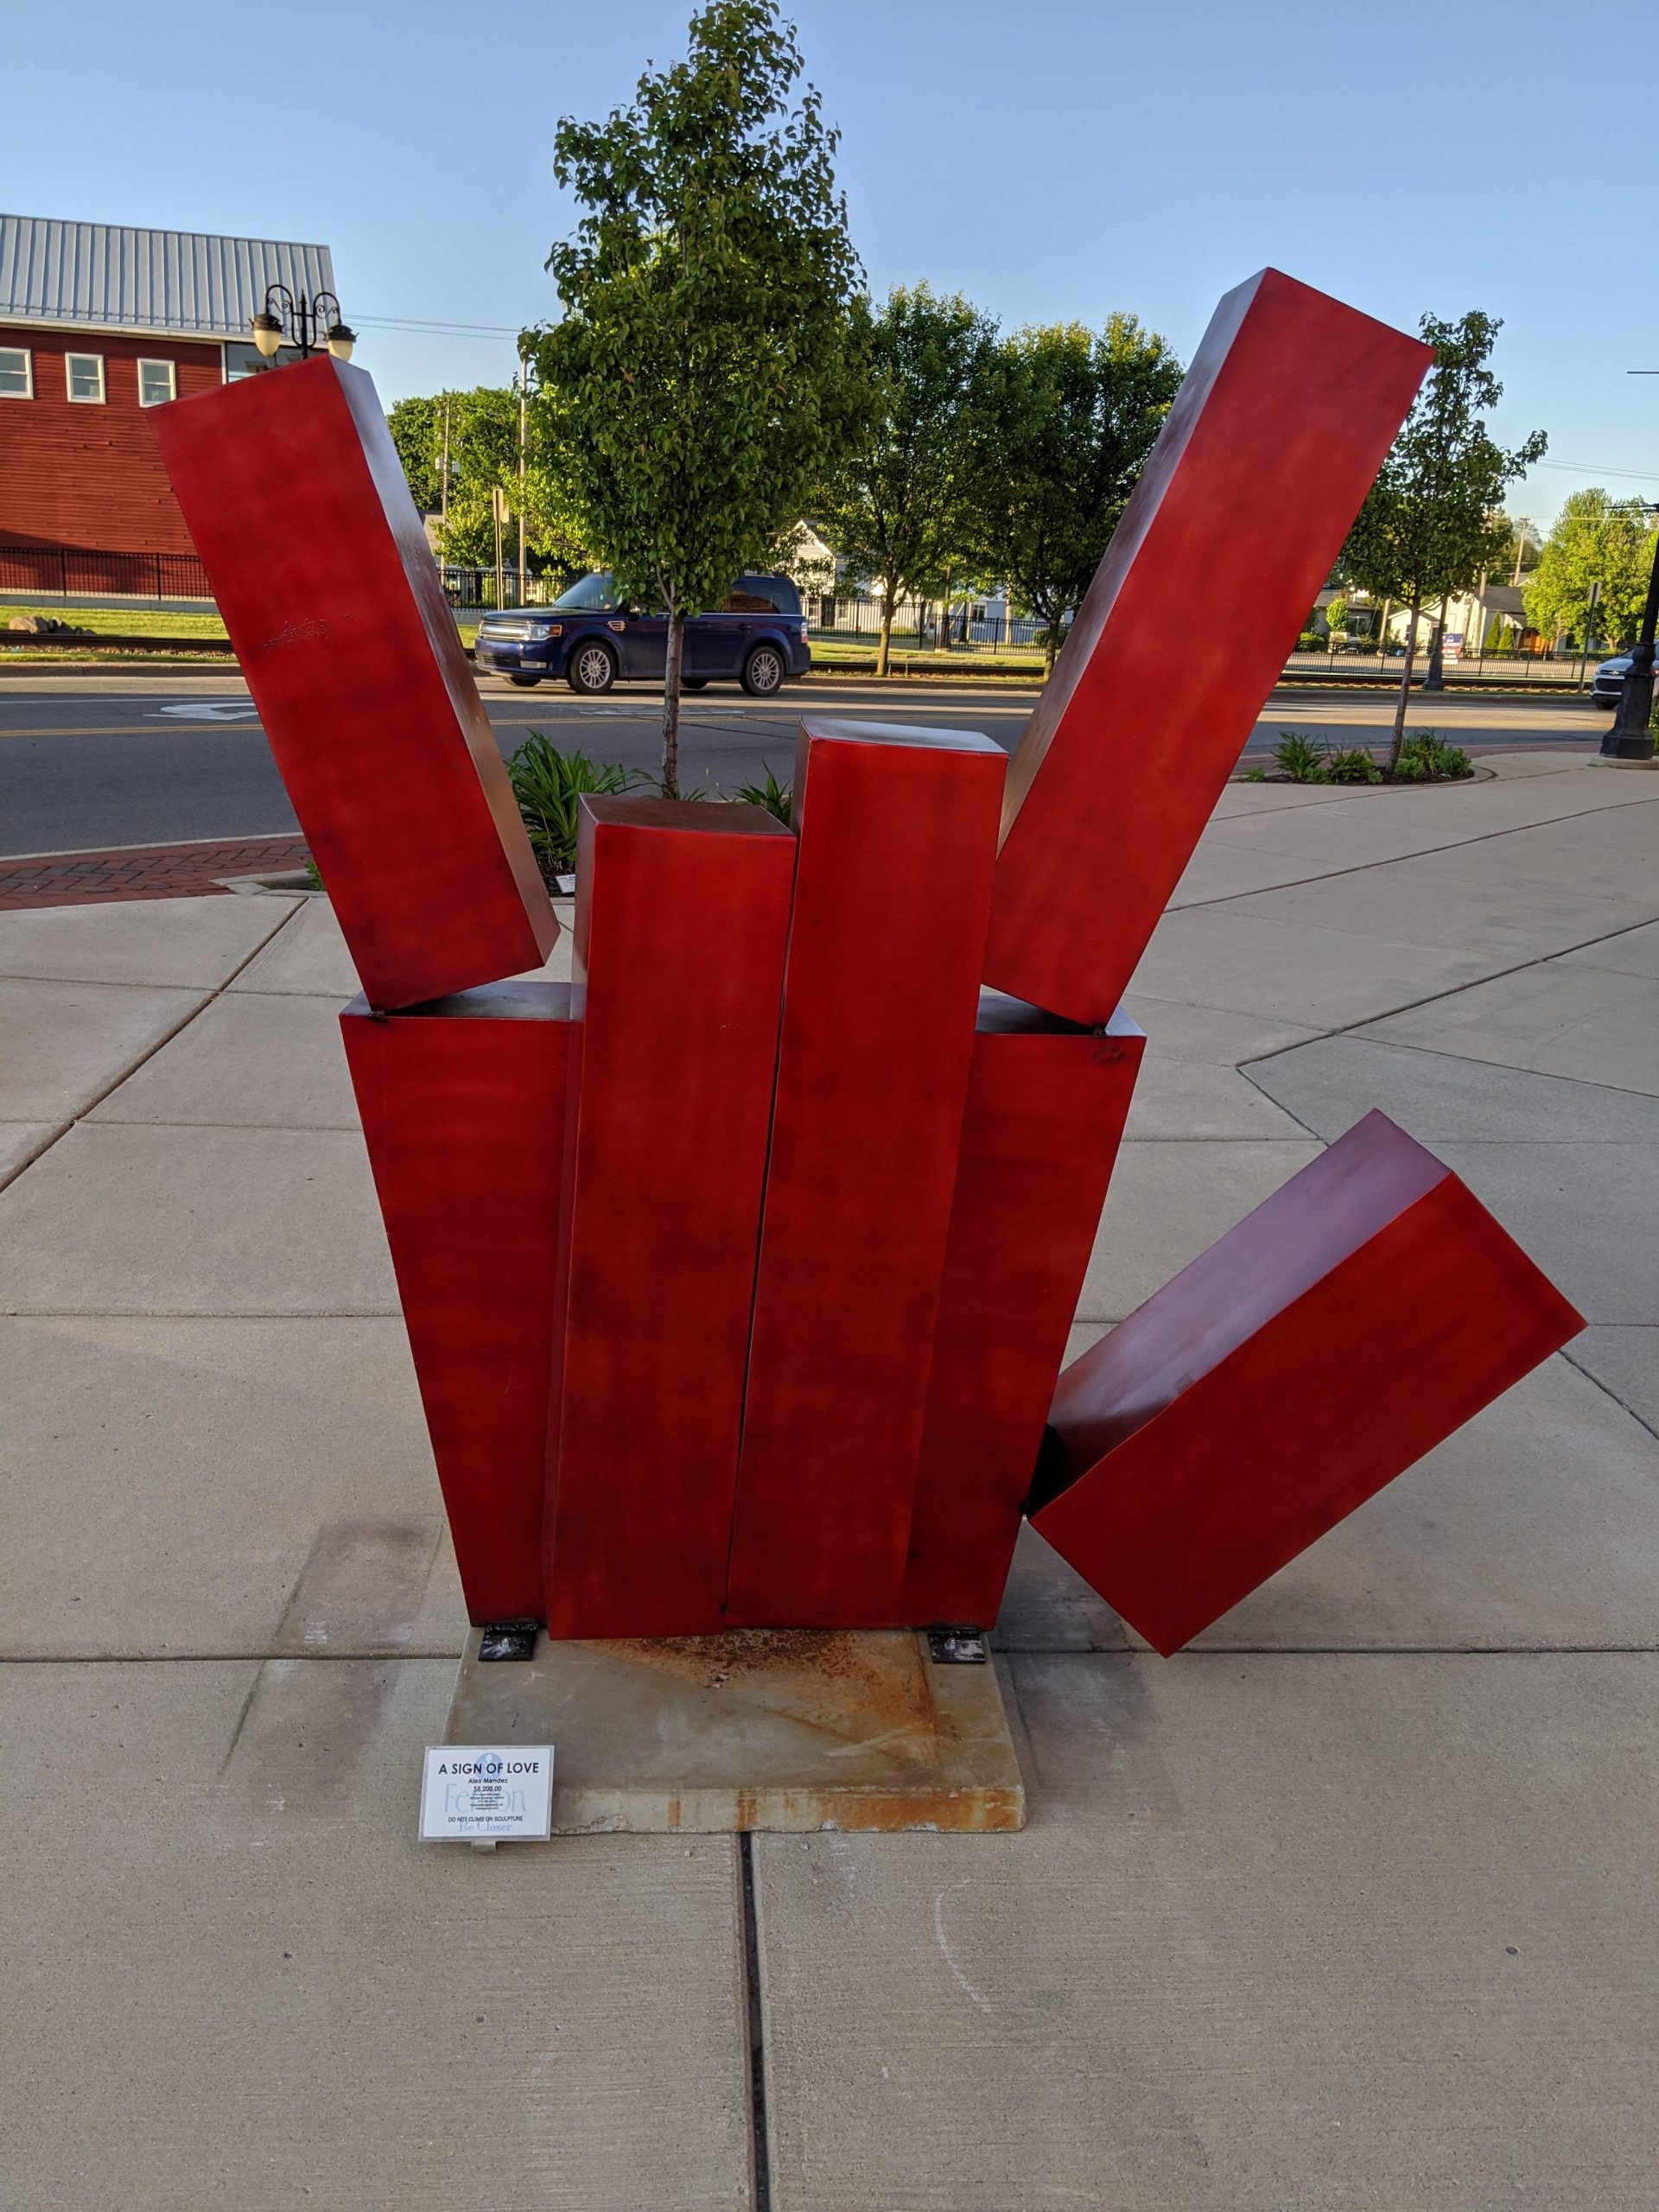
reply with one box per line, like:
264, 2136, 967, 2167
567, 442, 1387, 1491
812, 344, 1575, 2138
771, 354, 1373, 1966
3, 604, 230, 639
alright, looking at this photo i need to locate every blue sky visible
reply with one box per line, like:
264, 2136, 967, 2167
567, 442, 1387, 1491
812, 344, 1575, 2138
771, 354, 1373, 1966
6, 0, 1656, 527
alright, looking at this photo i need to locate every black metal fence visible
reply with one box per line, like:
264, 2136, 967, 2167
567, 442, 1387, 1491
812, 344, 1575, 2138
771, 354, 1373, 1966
812, 599, 1056, 652
1283, 645, 1605, 685
0, 543, 215, 601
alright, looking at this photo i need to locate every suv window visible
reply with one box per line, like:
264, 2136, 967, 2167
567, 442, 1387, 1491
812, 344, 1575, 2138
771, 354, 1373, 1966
552, 571, 622, 612
733, 574, 801, 616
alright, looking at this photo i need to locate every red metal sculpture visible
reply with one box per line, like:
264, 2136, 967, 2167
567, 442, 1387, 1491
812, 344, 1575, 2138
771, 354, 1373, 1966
157, 269, 1585, 1659
1030, 1112, 1584, 1654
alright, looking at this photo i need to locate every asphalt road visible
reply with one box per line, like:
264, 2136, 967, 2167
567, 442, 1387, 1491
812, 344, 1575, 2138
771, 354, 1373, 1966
0, 668, 1610, 857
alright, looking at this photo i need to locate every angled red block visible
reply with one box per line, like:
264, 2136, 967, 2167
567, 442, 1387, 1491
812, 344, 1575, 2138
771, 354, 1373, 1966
725, 719, 1006, 1629
340, 980, 573, 1624
543, 797, 795, 1639
155, 356, 554, 1009
1030, 1110, 1585, 1655
984, 270, 1431, 1025
901, 995, 1144, 1630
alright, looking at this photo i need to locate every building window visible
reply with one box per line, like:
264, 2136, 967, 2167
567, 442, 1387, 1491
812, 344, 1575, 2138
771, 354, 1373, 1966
137, 358, 176, 407
66, 353, 106, 404
0, 346, 31, 398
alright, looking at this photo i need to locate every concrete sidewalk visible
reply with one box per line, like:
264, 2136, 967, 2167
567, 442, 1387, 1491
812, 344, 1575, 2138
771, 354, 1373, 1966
2, 752, 1656, 2209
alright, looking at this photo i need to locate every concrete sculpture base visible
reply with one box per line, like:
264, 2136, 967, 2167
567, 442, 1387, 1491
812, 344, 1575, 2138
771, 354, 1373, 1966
443, 1624, 1026, 1834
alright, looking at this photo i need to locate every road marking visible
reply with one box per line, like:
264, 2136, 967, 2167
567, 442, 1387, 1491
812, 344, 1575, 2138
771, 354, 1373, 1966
151, 700, 259, 720
0, 723, 264, 738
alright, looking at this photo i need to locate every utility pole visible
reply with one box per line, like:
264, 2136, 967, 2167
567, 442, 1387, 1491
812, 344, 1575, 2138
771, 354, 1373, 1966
1574, 580, 1602, 694
1511, 518, 1529, 588
491, 485, 508, 613
439, 395, 452, 536
517, 346, 528, 607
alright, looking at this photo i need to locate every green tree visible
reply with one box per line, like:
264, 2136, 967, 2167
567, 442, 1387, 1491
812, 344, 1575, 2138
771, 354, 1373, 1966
387, 385, 591, 578
1344, 309, 1545, 765
811, 283, 996, 677
531, 0, 860, 794
1324, 592, 1349, 642
971, 315, 1183, 673
1524, 491, 1658, 651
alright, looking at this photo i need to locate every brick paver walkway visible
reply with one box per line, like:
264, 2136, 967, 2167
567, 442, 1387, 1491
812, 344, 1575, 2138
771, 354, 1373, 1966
0, 836, 309, 909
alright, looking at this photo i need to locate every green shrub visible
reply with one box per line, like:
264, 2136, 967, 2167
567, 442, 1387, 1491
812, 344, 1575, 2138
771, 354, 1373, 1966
735, 765, 792, 825
1294, 630, 1325, 652
1272, 733, 1328, 782
303, 855, 325, 892
1324, 745, 1382, 785
505, 736, 647, 874
1395, 732, 1473, 782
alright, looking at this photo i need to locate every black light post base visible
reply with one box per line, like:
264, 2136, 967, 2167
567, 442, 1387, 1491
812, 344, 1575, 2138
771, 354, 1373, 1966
1601, 658, 1656, 760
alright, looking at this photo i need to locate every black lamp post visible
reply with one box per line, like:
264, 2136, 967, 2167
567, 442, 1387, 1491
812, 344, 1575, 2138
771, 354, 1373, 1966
1602, 500, 1659, 763
249, 283, 356, 365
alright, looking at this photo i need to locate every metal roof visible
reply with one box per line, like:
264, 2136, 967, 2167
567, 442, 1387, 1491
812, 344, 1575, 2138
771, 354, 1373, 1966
0, 214, 336, 340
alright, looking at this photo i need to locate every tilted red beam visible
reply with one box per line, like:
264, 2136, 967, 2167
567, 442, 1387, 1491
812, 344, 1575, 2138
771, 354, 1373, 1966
543, 797, 795, 1639
983, 270, 1432, 1026
1029, 1110, 1586, 1655
725, 719, 1006, 1629
155, 356, 554, 1010
340, 981, 572, 1624
901, 996, 1144, 1630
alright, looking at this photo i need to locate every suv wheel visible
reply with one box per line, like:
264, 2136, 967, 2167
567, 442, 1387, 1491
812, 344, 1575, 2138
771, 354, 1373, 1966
568, 641, 618, 696
741, 643, 785, 696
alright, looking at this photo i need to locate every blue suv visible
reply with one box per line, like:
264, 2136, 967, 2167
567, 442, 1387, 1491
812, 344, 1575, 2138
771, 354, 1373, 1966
474, 570, 811, 696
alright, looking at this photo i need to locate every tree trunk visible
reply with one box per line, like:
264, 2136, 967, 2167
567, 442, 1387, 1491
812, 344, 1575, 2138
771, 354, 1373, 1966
661, 605, 685, 798
938, 569, 952, 654
1421, 592, 1448, 691
1389, 600, 1421, 770
876, 585, 895, 678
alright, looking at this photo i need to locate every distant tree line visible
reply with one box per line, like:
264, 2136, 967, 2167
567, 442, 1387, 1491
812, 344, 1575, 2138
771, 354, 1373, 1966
388, 284, 1185, 683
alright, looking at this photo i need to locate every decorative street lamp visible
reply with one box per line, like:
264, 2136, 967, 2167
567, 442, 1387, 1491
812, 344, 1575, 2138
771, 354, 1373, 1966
1601, 500, 1659, 762
249, 283, 356, 365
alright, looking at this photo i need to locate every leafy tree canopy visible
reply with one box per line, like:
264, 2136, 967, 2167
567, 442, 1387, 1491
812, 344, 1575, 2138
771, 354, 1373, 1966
1523, 490, 1658, 649
531, 0, 861, 790
810, 283, 996, 675
1343, 308, 1545, 757
386, 385, 592, 575
971, 314, 1182, 670
1344, 310, 1545, 614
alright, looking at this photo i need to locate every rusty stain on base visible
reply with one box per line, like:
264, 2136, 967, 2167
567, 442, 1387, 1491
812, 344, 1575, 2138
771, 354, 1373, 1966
445, 1625, 1026, 1834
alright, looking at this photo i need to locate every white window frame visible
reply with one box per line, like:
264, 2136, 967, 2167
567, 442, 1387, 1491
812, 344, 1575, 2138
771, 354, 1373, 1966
0, 346, 32, 399
137, 357, 176, 408
65, 353, 106, 404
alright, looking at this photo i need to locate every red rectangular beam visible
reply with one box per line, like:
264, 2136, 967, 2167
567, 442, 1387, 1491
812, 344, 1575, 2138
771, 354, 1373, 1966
543, 797, 795, 1639
983, 270, 1432, 1025
1030, 1110, 1585, 1655
901, 995, 1144, 1629
340, 980, 572, 1624
155, 356, 555, 1010
725, 719, 1006, 1628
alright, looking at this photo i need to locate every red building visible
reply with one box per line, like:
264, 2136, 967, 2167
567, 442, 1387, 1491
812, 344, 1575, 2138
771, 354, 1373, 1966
0, 214, 338, 582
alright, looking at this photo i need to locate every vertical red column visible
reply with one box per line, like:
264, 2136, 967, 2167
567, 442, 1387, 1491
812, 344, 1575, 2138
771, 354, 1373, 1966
901, 996, 1144, 1629
544, 797, 796, 1639
1030, 1112, 1586, 1654
982, 270, 1431, 1026
340, 980, 573, 1624
725, 719, 1007, 1629
155, 356, 555, 1008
